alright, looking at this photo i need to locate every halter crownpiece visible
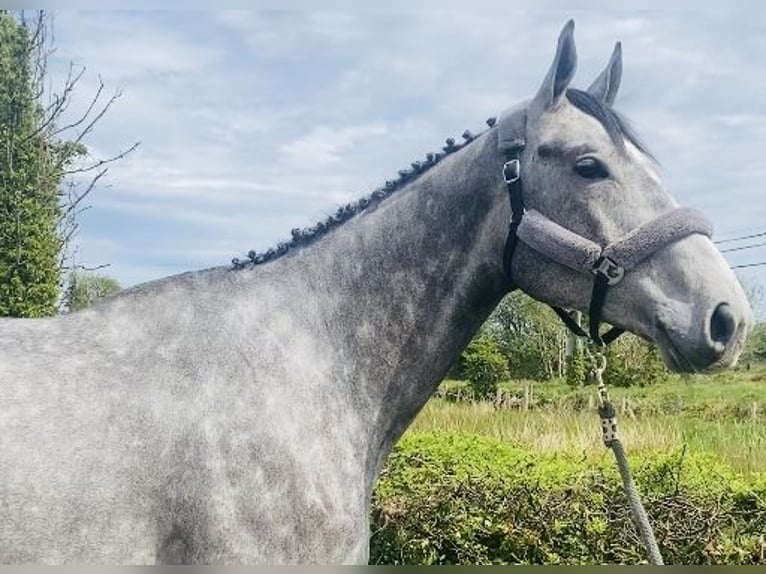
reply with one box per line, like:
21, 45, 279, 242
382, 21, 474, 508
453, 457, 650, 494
497, 107, 714, 346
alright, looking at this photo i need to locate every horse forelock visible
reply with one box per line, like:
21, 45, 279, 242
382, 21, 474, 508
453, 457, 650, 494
565, 88, 655, 161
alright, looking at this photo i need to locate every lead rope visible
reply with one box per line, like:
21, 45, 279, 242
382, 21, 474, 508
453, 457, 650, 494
587, 347, 664, 565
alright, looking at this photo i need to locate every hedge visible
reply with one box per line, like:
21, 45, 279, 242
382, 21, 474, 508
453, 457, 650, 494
370, 432, 766, 565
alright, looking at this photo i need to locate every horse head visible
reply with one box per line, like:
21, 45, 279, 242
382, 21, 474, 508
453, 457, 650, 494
498, 20, 752, 372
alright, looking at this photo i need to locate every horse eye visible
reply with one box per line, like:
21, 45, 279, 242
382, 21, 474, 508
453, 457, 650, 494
574, 157, 609, 180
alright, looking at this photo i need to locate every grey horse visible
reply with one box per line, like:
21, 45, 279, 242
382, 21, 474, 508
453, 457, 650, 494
0, 21, 752, 563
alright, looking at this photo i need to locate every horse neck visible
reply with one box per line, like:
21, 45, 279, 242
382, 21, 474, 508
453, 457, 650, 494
260, 130, 511, 476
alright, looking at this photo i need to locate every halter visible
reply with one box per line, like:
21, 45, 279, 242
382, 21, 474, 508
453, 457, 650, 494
498, 108, 714, 346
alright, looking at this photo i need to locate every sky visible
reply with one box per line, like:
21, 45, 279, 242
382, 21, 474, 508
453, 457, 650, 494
42, 8, 766, 311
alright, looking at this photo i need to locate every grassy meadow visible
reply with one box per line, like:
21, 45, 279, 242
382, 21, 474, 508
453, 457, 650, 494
372, 363, 766, 564
409, 364, 766, 476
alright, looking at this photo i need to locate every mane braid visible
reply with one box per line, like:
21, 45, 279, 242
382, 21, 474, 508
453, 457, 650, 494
231, 123, 494, 270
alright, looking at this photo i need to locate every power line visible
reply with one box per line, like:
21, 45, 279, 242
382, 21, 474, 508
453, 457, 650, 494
731, 261, 766, 269
720, 241, 766, 254
716, 230, 766, 245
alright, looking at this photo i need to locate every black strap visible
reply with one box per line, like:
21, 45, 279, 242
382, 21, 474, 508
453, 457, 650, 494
503, 225, 520, 283
552, 304, 623, 345
500, 148, 623, 347
589, 272, 610, 345
602, 326, 625, 345
588, 271, 624, 346
502, 150, 525, 282
551, 306, 589, 339
507, 177, 524, 220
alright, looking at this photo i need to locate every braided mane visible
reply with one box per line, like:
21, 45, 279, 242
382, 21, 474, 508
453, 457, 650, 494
231, 118, 497, 269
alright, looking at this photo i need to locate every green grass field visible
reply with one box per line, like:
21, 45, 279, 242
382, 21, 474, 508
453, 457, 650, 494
410, 364, 766, 476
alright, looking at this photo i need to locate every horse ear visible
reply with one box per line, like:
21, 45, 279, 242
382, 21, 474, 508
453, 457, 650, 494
587, 42, 622, 105
531, 20, 577, 113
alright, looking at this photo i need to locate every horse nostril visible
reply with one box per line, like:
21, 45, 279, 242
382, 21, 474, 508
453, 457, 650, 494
710, 303, 737, 350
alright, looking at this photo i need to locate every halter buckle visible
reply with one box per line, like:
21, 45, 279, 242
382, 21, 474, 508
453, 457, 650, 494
593, 256, 625, 285
502, 159, 521, 184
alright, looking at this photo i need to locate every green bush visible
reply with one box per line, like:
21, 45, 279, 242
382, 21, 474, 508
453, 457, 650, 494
486, 293, 566, 381
458, 336, 509, 400
64, 271, 121, 312
741, 322, 766, 365
604, 335, 669, 387
370, 432, 766, 565
565, 349, 587, 387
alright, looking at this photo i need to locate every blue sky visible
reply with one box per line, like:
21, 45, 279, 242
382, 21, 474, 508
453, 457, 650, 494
47, 9, 766, 307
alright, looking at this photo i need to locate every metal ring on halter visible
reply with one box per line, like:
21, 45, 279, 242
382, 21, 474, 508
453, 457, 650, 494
593, 256, 625, 286
593, 352, 607, 374
502, 159, 521, 184
587, 348, 607, 374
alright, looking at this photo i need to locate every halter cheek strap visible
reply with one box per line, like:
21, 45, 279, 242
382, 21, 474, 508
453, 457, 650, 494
500, 145, 714, 347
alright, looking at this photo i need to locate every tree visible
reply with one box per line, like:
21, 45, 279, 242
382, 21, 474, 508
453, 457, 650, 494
456, 291, 669, 387
0, 11, 137, 317
483, 292, 567, 381
602, 333, 668, 387
738, 274, 764, 320
0, 12, 68, 316
732, 275, 766, 367
64, 271, 120, 312
457, 335, 509, 400
741, 321, 766, 365
565, 347, 587, 387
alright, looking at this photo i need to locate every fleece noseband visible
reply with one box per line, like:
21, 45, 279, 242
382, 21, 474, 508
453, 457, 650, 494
498, 108, 714, 346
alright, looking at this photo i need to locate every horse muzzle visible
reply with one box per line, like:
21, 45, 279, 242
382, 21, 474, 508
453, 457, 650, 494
655, 300, 751, 373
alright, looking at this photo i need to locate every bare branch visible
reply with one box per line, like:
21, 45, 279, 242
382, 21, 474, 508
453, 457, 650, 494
33, 63, 87, 137
61, 262, 111, 273
62, 167, 108, 219
28, 12, 49, 97
59, 220, 79, 254
50, 72, 102, 136
59, 86, 123, 147
62, 141, 140, 177
28, 11, 45, 51
47, 63, 85, 114
25, 63, 87, 142
81, 263, 111, 272
12, 10, 136, 276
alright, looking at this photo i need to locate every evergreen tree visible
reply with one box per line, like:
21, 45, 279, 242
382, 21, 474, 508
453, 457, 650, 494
0, 12, 85, 317
0, 11, 136, 317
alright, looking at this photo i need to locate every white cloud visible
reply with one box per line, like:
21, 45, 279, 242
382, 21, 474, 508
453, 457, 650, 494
280, 123, 389, 169
216, 10, 368, 55
54, 12, 222, 80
